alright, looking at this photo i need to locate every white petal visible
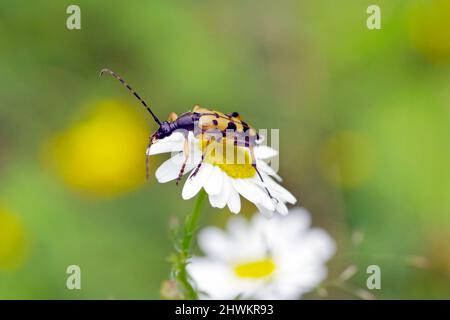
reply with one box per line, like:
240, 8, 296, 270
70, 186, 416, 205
197, 227, 231, 259
227, 187, 241, 214
155, 153, 195, 183
147, 132, 185, 155
187, 258, 240, 300
257, 209, 311, 246
280, 208, 312, 231
232, 179, 275, 212
255, 175, 297, 204
303, 229, 337, 261
256, 160, 282, 182
275, 200, 289, 215
253, 145, 278, 160
209, 176, 230, 208
231, 179, 259, 204
226, 216, 249, 240
224, 217, 269, 262
154, 155, 181, 183
209, 194, 223, 208
204, 166, 223, 195
255, 203, 275, 218
181, 164, 212, 200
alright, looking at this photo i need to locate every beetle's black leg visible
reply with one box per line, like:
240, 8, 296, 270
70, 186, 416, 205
176, 137, 190, 185
191, 157, 204, 178
191, 138, 212, 178
191, 148, 208, 178
249, 144, 278, 203
146, 137, 152, 180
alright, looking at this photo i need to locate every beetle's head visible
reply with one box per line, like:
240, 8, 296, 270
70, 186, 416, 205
151, 121, 172, 143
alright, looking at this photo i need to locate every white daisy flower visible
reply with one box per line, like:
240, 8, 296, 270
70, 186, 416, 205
187, 207, 336, 300
148, 131, 296, 216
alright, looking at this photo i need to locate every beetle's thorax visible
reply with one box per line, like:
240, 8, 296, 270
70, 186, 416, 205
153, 112, 194, 141
155, 121, 175, 139
174, 112, 196, 131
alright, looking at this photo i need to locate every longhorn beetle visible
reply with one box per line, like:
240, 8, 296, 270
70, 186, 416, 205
100, 68, 275, 201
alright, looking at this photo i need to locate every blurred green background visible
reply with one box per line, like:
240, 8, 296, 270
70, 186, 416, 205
0, 0, 449, 299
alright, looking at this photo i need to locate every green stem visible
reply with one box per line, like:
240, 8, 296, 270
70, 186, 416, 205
176, 189, 207, 300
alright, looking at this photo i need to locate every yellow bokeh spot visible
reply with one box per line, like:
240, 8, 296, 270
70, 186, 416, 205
319, 131, 376, 189
45, 101, 150, 197
408, 0, 450, 64
234, 258, 276, 279
0, 209, 28, 270
200, 138, 256, 179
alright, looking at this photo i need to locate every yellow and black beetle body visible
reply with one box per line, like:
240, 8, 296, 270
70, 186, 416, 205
101, 68, 274, 200
152, 106, 259, 146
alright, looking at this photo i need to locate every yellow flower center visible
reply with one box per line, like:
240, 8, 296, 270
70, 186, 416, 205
234, 258, 276, 279
199, 138, 256, 179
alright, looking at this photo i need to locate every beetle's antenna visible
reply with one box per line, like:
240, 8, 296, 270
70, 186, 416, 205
100, 68, 162, 125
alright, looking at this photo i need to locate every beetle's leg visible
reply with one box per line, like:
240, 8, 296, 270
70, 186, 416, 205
146, 133, 159, 180
191, 138, 213, 178
191, 158, 204, 178
146, 137, 152, 180
191, 147, 208, 178
168, 112, 178, 122
176, 137, 190, 185
248, 144, 278, 203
